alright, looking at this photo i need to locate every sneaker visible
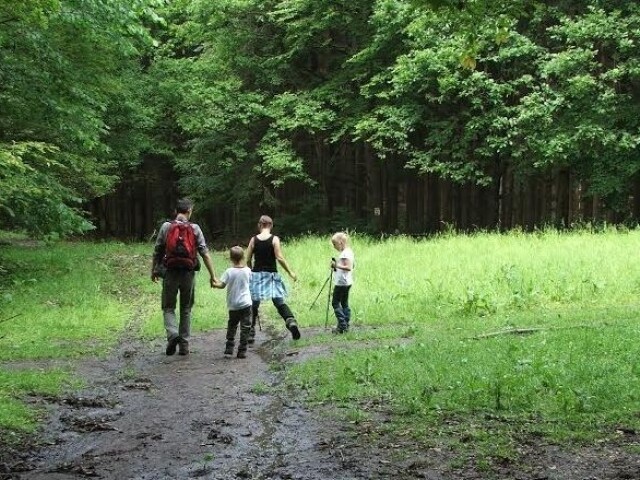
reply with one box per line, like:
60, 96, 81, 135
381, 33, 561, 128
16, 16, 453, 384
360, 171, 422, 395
237, 351, 247, 359
178, 340, 189, 356
286, 318, 301, 340
224, 346, 233, 356
166, 336, 179, 356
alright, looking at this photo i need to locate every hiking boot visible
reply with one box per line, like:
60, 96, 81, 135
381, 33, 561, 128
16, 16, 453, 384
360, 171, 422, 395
237, 350, 247, 359
224, 346, 233, 355
166, 336, 180, 356
247, 328, 255, 345
285, 318, 301, 340
332, 327, 346, 334
178, 340, 189, 356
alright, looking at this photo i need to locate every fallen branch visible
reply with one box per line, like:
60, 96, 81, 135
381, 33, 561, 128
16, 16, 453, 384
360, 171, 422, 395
0, 313, 20, 325
471, 324, 594, 340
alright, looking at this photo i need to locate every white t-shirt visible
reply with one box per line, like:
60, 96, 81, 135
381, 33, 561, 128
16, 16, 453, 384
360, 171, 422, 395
333, 247, 354, 286
220, 266, 252, 310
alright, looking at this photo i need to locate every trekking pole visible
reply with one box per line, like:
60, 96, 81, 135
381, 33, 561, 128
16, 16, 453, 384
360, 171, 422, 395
324, 268, 332, 329
309, 271, 332, 310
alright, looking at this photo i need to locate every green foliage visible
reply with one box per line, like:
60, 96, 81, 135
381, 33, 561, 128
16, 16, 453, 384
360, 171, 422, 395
0, 0, 161, 236
146, 0, 640, 216
0, 142, 99, 236
6, 0, 640, 232
355, 1, 640, 199
147, 0, 375, 212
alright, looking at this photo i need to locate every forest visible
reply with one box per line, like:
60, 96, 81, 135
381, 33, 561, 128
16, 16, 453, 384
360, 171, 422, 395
4, 4, 640, 476
3, 0, 640, 239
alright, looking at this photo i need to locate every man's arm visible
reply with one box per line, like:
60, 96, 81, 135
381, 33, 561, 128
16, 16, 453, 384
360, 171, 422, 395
200, 251, 217, 288
151, 223, 169, 283
192, 224, 218, 287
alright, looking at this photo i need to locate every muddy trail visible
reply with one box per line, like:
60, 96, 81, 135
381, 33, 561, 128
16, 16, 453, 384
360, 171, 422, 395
3, 322, 640, 480
3, 324, 365, 480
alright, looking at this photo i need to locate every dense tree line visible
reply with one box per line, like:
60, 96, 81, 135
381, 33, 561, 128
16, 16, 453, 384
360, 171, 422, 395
3, 1, 640, 237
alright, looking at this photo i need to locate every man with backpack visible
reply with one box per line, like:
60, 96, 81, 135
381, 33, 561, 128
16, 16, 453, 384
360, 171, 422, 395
151, 198, 218, 356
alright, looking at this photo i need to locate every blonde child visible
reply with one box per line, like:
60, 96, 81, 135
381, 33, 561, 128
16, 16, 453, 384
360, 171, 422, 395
330, 232, 354, 334
213, 246, 252, 358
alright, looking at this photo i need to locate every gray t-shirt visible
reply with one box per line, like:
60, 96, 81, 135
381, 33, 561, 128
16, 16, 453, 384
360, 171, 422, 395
220, 266, 252, 311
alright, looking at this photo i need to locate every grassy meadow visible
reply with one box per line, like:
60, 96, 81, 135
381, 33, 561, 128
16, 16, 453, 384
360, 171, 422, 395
1, 228, 640, 460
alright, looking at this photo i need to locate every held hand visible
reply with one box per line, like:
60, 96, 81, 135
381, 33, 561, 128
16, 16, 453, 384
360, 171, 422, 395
209, 276, 216, 288
290, 271, 298, 282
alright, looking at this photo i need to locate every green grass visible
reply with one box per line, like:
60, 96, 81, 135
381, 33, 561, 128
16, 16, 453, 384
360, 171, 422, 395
0, 235, 232, 434
282, 228, 640, 464
285, 229, 640, 329
0, 368, 77, 434
0, 238, 152, 434
0, 242, 150, 360
2, 227, 640, 465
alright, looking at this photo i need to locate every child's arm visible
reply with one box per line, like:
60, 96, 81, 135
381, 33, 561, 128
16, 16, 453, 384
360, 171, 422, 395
336, 258, 352, 271
213, 270, 229, 289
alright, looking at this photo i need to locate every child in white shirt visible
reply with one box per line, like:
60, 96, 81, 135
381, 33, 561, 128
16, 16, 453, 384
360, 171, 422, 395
330, 232, 354, 334
213, 246, 252, 358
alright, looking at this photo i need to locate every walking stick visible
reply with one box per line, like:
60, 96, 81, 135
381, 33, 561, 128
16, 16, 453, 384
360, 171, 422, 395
324, 268, 332, 329
309, 271, 332, 310
309, 260, 335, 329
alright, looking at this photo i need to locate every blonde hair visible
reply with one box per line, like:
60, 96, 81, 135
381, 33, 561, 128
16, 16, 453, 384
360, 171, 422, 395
230, 246, 244, 263
331, 232, 349, 247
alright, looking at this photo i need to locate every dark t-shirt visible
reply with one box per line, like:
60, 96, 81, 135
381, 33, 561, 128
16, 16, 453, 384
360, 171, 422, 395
252, 235, 277, 272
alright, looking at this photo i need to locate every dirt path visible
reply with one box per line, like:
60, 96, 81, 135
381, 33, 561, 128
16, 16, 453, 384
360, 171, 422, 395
4, 323, 640, 480
4, 323, 378, 480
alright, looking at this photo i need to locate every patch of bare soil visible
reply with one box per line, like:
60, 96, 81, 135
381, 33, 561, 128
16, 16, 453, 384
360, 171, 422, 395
1, 324, 640, 480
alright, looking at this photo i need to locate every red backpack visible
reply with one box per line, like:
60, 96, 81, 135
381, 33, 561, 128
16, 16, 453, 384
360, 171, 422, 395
164, 221, 198, 270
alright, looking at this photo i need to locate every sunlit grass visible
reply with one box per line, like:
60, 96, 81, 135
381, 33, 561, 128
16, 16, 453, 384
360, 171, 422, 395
0, 242, 151, 360
0, 368, 76, 433
0, 239, 147, 433
3, 227, 640, 459
290, 322, 640, 428
0, 397, 39, 434
283, 228, 640, 462
285, 229, 640, 330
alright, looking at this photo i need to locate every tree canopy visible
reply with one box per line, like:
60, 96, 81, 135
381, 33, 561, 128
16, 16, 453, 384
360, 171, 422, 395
3, 0, 640, 235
